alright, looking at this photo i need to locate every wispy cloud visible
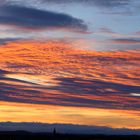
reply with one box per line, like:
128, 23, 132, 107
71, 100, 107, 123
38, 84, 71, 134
0, 38, 20, 45
0, 40, 139, 110
135, 31, 140, 35
6, 0, 131, 8
111, 38, 140, 45
99, 27, 115, 34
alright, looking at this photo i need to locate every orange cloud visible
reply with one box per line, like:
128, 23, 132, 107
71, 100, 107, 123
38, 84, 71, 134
0, 101, 140, 129
0, 40, 139, 129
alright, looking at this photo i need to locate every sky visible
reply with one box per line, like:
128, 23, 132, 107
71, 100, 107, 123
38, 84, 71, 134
0, 0, 140, 134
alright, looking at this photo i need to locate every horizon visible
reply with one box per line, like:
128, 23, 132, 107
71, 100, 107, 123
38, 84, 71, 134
0, 122, 140, 135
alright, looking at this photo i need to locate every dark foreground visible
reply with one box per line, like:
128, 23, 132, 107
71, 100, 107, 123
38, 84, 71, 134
0, 131, 140, 140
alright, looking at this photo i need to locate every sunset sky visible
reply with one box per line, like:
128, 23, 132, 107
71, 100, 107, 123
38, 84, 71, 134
0, 0, 140, 133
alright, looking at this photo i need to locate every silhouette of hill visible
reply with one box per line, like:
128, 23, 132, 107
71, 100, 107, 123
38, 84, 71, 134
0, 122, 140, 135
0, 130, 140, 140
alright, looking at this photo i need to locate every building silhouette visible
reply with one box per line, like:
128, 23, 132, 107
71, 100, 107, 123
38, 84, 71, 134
53, 128, 56, 135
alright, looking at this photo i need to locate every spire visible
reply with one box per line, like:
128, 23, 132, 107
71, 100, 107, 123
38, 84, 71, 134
53, 128, 56, 135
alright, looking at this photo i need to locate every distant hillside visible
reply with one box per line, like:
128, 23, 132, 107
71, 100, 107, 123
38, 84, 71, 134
0, 130, 140, 140
0, 122, 140, 135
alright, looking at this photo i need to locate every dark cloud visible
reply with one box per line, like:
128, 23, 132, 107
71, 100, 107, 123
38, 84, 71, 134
0, 69, 9, 75
0, 5, 88, 32
4, 0, 132, 9
0, 38, 21, 45
39, 0, 130, 8
0, 70, 140, 110
111, 38, 140, 44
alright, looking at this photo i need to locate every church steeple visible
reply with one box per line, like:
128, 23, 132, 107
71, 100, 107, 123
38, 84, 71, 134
53, 128, 56, 135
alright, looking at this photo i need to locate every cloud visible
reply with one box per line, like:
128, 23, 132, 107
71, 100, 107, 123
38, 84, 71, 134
0, 40, 139, 111
0, 71, 140, 110
135, 31, 140, 35
10, 0, 130, 8
0, 0, 6, 5
0, 40, 140, 129
99, 27, 115, 34
0, 5, 88, 33
111, 38, 140, 45
90, 0, 130, 8
0, 38, 21, 45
